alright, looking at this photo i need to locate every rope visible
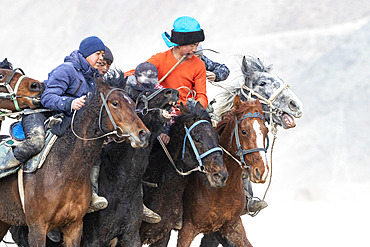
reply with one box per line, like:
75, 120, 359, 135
263, 124, 278, 200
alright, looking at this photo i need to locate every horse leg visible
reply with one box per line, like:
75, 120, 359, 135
149, 231, 171, 247
62, 222, 83, 247
219, 218, 252, 247
177, 222, 199, 247
116, 232, 141, 247
0, 221, 10, 240
27, 224, 47, 247
200, 232, 235, 247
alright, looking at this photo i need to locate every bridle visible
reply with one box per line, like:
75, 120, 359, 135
241, 82, 290, 125
181, 120, 223, 173
72, 88, 131, 141
134, 87, 166, 115
0, 68, 32, 111
158, 119, 223, 176
223, 112, 269, 170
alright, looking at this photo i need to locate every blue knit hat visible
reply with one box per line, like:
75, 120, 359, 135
78, 36, 105, 58
162, 16, 205, 48
104, 46, 114, 63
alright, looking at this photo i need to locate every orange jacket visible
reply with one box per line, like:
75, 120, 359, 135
146, 49, 208, 108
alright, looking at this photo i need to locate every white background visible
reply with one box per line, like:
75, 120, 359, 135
1, 0, 370, 246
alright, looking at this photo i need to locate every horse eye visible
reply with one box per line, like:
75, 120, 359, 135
0, 74, 4, 80
30, 82, 39, 90
258, 81, 266, 86
241, 130, 247, 135
194, 137, 200, 142
112, 101, 119, 107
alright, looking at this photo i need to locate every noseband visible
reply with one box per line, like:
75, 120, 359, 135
182, 119, 223, 173
0, 68, 29, 111
233, 112, 269, 169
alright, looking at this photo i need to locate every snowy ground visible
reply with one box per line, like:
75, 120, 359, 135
2, 0, 370, 246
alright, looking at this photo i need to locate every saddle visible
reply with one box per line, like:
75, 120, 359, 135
0, 121, 58, 179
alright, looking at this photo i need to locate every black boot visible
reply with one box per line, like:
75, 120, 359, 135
242, 172, 268, 215
0, 149, 21, 178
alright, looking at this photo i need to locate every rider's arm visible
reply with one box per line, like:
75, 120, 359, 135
201, 55, 230, 82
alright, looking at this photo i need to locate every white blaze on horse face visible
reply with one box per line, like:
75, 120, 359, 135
253, 120, 268, 181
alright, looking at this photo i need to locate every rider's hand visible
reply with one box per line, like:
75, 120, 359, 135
159, 133, 170, 145
71, 95, 86, 110
206, 71, 216, 83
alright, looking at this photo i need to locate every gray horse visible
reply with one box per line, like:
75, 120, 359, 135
200, 55, 303, 247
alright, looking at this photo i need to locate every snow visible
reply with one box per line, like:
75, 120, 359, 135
2, 0, 370, 246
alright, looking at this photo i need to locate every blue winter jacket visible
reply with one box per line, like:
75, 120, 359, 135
201, 55, 230, 82
41, 50, 100, 115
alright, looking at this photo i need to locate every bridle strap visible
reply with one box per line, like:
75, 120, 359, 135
182, 120, 223, 170
135, 88, 166, 115
0, 68, 27, 111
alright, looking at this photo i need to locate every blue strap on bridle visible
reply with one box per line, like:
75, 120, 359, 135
182, 120, 223, 170
233, 112, 269, 167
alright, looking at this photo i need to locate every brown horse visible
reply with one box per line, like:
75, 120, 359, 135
178, 96, 269, 247
0, 67, 44, 112
0, 78, 150, 247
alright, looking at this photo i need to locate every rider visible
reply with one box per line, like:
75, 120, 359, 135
130, 16, 207, 145
97, 46, 114, 75
41, 36, 108, 213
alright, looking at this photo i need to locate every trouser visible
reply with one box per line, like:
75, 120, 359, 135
13, 112, 50, 163
90, 157, 101, 194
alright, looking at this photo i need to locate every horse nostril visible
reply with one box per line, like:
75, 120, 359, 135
289, 100, 298, 111
139, 130, 148, 141
255, 168, 261, 180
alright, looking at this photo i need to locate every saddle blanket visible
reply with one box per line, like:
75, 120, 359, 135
0, 128, 58, 179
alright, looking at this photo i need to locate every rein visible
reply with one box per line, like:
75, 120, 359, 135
71, 88, 131, 141
0, 68, 29, 111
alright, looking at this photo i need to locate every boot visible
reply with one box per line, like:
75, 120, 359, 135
47, 229, 61, 243
0, 149, 21, 170
143, 204, 161, 223
87, 164, 108, 213
242, 171, 268, 215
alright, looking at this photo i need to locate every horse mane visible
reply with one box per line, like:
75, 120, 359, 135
102, 69, 127, 89
0, 58, 13, 70
174, 103, 211, 126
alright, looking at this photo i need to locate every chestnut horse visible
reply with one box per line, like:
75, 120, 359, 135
178, 96, 269, 247
0, 60, 44, 112
0, 77, 150, 247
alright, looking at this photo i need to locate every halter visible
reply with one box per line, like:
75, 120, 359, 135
72, 88, 131, 141
135, 88, 166, 115
181, 119, 223, 173
232, 112, 269, 169
241, 82, 290, 123
0, 68, 28, 111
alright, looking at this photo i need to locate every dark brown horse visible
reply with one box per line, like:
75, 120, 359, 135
0, 78, 150, 247
140, 102, 228, 246
178, 96, 269, 247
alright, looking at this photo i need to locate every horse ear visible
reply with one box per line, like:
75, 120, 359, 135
241, 56, 253, 87
265, 64, 273, 72
195, 101, 205, 110
233, 95, 242, 110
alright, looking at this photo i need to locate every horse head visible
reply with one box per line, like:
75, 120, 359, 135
0, 67, 45, 111
240, 55, 303, 129
171, 102, 228, 188
96, 79, 150, 148
218, 96, 269, 183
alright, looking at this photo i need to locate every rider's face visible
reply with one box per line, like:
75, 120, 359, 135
86, 50, 105, 69
178, 43, 199, 58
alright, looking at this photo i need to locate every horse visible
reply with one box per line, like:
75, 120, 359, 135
178, 96, 268, 247
0, 75, 150, 247
200, 55, 303, 246
140, 101, 228, 246
82, 73, 179, 246
0, 58, 44, 112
